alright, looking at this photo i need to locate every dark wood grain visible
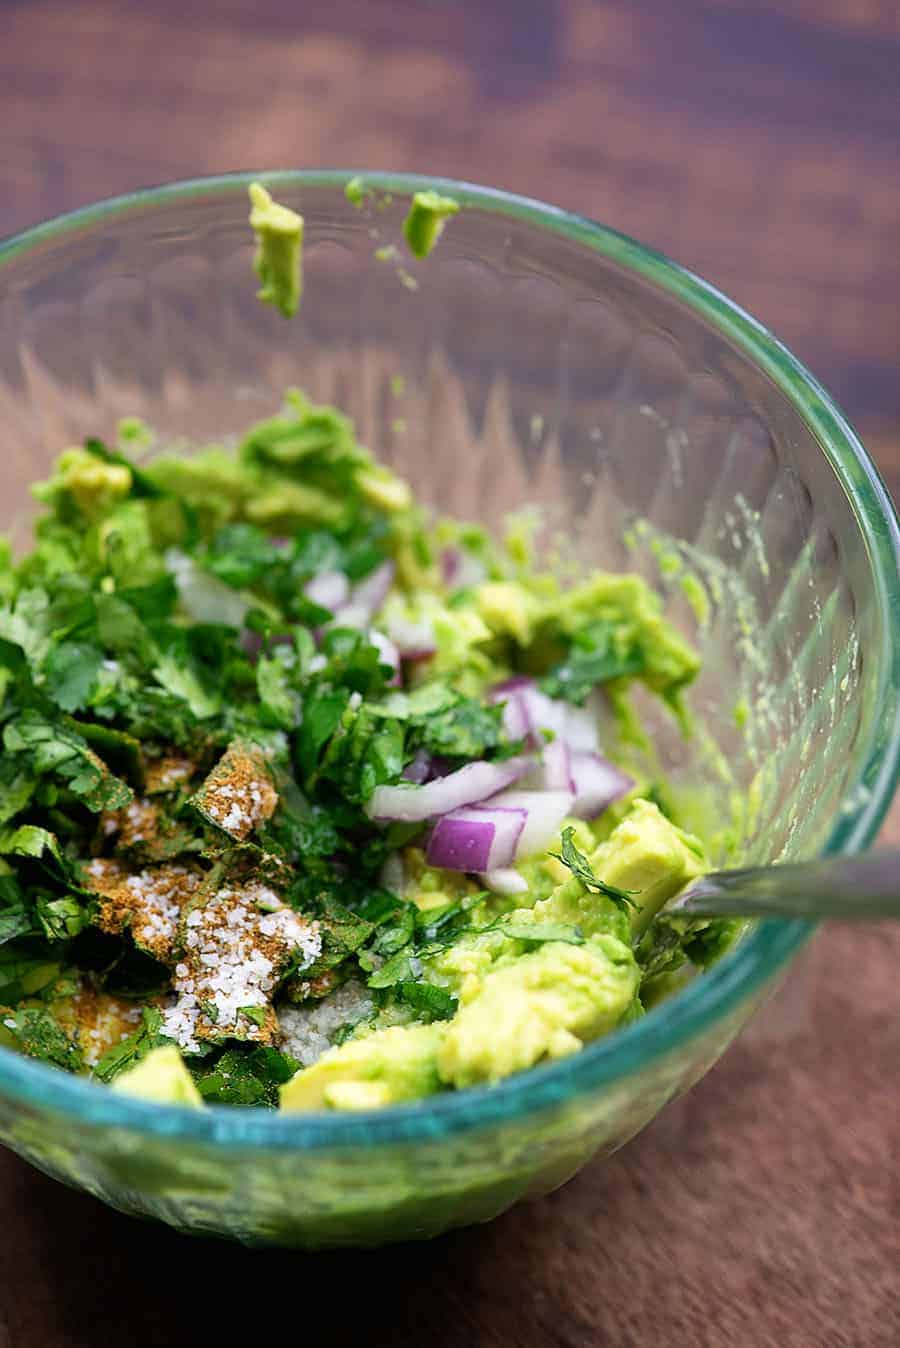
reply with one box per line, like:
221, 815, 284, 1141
1, 3, 899, 1344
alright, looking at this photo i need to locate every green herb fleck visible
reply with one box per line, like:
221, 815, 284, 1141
551, 827, 639, 914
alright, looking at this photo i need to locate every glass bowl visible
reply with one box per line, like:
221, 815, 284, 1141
0, 172, 896, 1248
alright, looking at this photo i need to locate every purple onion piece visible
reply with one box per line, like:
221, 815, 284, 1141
427, 806, 527, 871
479, 868, 528, 896
427, 816, 494, 871
570, 752, 634, 820
350, 559, 395, 618
440, 546, 461, 586
366, 755, 532, 823
239, 629, 264, 659
304, 569, 350, 613
386, 614, 437, 660
484, 788, 575, 860
561, 702, 601, 754
541, 738, 574, 792
401, 749, 432, 784
440, 546, 486, 589
369, 630, 401, 686
489, 680, 602, 755
489, 675, 537, 698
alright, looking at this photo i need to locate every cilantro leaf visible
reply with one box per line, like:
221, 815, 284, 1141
0, 905, 35, 946
3, 712, 133, 812
256, 653, 298, 730
0, 1006, 82, 1072
295, 687, 350, 781
193, 1045, 298, 1107
397, 980, 457, 1022
44, 640, 105, 712
94, 592, 157, 665
550, 826, 639, 914
0, 759, 38, 827
372, 682, 509, 762
300, 901, 374, 979
202, 523, 283, 588
540, 620, 645, 704
35, 895, 87, 942
92, 1006, 169, 1083
153, 652, 221, 719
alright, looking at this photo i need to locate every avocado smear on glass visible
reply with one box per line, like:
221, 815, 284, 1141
0, 379, 739, 1112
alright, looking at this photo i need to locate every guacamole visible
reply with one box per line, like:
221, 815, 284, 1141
0, 383, 739, 1112
248, 182, 304, 318
402, 190, 460, 259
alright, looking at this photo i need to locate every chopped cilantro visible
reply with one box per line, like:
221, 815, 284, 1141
193, 1045, 298, 1108
0, 1006, 82, 1072
551, 827, 639, 914
397, 981, 457, 1022
540, 620, 645, 704
93, 1007, 169, 1083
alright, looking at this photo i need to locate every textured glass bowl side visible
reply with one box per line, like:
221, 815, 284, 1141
0, 173, 896, 1248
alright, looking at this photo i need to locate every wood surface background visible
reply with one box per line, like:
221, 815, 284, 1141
1, 2, 898, 1344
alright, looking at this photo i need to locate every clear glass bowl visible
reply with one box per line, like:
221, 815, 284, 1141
0, 172, 896, 1248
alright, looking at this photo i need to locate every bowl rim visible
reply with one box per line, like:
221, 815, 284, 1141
0, 169, 897, 1149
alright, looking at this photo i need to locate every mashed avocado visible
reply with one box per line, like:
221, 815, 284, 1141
248, 182, 304, 318
402, 190, 460, 258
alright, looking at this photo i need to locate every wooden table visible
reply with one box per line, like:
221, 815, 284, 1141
2, 2, 898, 1344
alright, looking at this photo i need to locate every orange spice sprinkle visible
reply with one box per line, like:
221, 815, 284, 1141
199, 743, 278, 840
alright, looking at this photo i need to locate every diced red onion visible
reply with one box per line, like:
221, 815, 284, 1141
489, 678, 600, 754
541, 738, 574, 792
240, 629, 264, 659
378, 852, 405, 895
479, 868, 528, 896
366, 756, 531, 823
369, 630, 401, 686
560, 702, 601, 754
489, 676, 536, 697
488, 679, 533, 742
351, 560, 394, 616
441, 546, 486, 589
570, 752, 633, 820
304, 569, 349, 613
330, 602, 370, 631
485, 788, 575, 861
402, 749, 431, 784
329, 560, 395, 631
385, 614, 437, 660
497, 691, 531, 742
427, 806, 526, 872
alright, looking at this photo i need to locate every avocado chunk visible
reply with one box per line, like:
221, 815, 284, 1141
437, 934, 639, 1089
402, 190, 460, 259
537, 799, 704, 942
110, 1044, 204, 1108
476, 581, 540, 645
280, 1023, 445, 1112
248, 182, 304, 318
